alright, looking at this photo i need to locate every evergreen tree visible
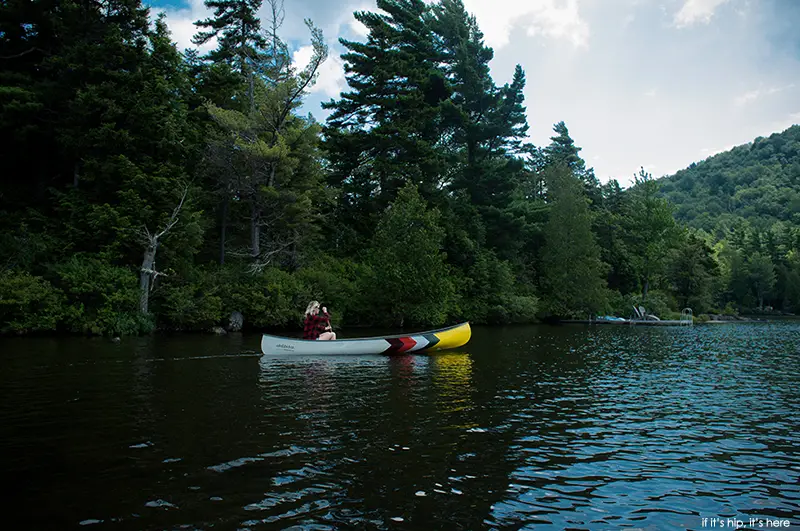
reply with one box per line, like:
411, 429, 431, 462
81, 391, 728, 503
323, 0, 450, 251
539, 164, 608, 317
197, 1, 328, 265
193, 0, 266, 79
544, 121, 600, 204
747, 252, 776, 310
594, 181, 639, 296
432, 0, 529, 260
668, 232, 720, 313
365, 183, 455, 326
625, 167, 680, 302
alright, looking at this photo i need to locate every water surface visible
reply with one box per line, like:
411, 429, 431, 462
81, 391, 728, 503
1, 323, 798, 530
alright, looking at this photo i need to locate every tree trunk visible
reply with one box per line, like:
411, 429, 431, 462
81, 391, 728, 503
73, 164, 79, 188
250, 202, 260, 257
249, 69, 255, 114
268, 162, 276, 188
139, 244, 157, 314
219, 194, 228, 265
642, 277, 649, 303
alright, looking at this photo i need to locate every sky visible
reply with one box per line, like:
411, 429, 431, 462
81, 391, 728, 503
147, 0, 800, 186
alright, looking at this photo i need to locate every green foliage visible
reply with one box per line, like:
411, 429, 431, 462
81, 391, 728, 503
606, 289, 676, 320
545, 121, 600, 203
539, 164, 608, 317
365, 183, 456, 327
157, 269, 224, 331
53, 255, 153, 336
3, 0, 799, 338
294, 255, 367, 326
625, 167, 681, 300
0, 271, 67, 334
668, 232, 720, 313
747, 252, 777, 309
661, 126, 800, 231
640, 290, 679, 320
323, 0, 451, 251
215, 265, 307, 328
453, 248, 538, 324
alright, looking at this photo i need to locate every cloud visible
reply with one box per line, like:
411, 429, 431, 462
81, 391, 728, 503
460, 0, 590, 50
734, 84, 796, 106
348, 13, 370, 37
674, 0, 731, 28
148, 0, 800, 187
152, 0, 216, 53
152, 0, 350, 99
292, 45, 346, 99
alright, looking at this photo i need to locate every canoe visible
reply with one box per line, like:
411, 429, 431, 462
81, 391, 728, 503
260, 322, 471, 356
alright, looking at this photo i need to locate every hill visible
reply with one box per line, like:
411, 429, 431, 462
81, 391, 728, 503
659, 125, 800, 235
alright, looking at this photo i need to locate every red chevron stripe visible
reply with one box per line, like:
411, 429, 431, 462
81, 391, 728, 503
397, 337, 417, 352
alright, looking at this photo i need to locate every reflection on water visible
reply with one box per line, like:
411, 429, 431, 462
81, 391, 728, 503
432, 352, 474, 421
0, 324, 799, 529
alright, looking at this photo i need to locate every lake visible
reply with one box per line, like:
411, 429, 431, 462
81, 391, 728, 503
1, 323, 798, 530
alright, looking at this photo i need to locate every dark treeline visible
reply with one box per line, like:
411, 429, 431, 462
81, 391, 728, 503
0, 0, 796, 336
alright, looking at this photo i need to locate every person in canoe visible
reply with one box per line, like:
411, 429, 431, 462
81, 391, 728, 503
303, 300, 336, 340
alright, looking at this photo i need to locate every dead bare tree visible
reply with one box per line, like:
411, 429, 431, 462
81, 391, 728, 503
138, 188, 188, 314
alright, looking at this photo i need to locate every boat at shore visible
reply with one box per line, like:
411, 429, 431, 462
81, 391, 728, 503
260, 322, 471, 355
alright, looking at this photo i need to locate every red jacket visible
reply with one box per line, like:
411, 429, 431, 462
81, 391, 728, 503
303, 311, 330, 340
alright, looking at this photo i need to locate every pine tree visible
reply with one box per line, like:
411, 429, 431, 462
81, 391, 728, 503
544, 121, 601, 204
540, 164, 608, 317
625, 167, 680, 302
193, 0, 266, 78
200, 3, 328, 267
323, 0, 450, 251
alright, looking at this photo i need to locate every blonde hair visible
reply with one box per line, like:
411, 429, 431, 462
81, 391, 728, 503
305, 300, 320, 316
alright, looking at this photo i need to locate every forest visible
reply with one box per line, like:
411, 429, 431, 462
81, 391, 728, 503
1, 0, 798, 336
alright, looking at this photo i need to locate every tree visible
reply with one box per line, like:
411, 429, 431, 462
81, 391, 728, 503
365, 183, 455, 326
544, 121, 600, 204
625, 167, 681, 302
668, 232, 720, 313
138, 188, 188, 314
198, 3, 328, 266
432, 0, 530, 261
539, 164, 608, 317
193, 0, 266, 111
323, 0, 451, 251
747, 252, 776, 310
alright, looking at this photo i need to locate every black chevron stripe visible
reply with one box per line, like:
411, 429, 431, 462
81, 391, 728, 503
422, 334, 439, 350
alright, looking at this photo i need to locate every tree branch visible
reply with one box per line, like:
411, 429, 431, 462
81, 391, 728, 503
0, 47, 47, 60
155, 187, 188, 240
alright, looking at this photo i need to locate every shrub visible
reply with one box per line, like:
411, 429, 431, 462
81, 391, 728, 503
158, 276, 224, 331
53, 254, 150, 336
0, 270, 67, 334
219, 265, 307, 329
